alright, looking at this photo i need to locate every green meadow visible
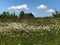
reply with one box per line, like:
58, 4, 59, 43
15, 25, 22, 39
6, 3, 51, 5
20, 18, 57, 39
0, 17, 60, 45
0, 11, 60, 45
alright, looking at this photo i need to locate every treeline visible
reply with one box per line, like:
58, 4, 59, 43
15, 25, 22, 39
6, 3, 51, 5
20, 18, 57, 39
0, 10, 60, 22
0, 11, 25, 22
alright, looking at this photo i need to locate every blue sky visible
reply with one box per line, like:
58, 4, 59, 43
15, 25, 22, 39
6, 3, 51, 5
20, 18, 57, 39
0, 0, 60, 17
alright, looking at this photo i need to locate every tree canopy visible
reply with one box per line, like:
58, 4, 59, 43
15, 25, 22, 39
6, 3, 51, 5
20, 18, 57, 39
52, 11, 60, 17
19, 11, 25, 18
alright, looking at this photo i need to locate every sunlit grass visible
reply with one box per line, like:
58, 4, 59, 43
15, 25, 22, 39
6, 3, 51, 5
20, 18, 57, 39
0, 18, 60, 45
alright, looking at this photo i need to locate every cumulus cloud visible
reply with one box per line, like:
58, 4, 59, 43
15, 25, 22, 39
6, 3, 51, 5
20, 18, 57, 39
46, 9, 55, 13
37, 4, 47, 10
7, 4, 29, 10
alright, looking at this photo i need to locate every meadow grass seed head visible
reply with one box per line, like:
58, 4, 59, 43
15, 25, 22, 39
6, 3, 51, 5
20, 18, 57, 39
18, 44, 20, 45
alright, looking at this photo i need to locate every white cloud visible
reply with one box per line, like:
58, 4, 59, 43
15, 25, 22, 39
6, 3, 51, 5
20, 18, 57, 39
46, 9, 55, 13
7, 4, 29, 10
37, 4, 47, 10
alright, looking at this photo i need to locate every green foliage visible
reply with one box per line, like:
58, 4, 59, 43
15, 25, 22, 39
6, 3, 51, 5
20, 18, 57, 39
0, 11, 10, 18
19, 11, 25, 18
0, 11, 25, 22
0, 28, 60, 45
0, 11, 18, 22
52, 11, 60, 17
0, 16, 60, 45
11, 12, 17, 19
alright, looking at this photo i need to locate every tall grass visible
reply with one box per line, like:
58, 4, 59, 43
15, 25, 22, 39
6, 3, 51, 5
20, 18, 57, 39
0, 17, 60, 45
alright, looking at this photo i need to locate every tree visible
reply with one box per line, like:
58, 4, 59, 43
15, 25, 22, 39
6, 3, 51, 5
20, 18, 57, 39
9, 12, 18, 21
13, 12, 17, 19
19, 11, 25, 18
0, 11, 10, 18
52, 11, 60, 17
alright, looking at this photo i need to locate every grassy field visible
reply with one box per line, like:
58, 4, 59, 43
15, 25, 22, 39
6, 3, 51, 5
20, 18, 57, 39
0, 17, 60, 45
